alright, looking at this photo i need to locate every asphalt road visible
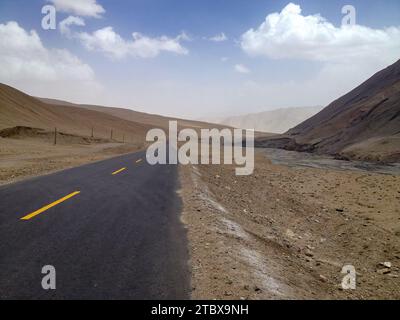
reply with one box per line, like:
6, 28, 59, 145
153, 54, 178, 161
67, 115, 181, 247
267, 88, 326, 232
0, 150, 190, 300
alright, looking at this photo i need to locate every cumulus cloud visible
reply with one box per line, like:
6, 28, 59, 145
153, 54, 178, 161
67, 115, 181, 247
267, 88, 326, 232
241, 2, 400, 64
0, 21, 100, 101
60, 16, 85, 36
48, 0, 105, 18
234, 64, 250, 74
207, 32, 228, 42
0, 21, 94, 81
62, 23, 189, 59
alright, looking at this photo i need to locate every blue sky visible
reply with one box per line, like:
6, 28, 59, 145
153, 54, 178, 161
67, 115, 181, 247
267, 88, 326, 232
0, 0, 399, 118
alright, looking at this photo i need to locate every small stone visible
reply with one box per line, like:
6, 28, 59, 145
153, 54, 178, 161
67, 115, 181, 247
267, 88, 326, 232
319, 275, 328, 283
285, 229, 296, 238
379, 262, 392, 268
377, 268, 391, 275
254, 286, 262, 292
305, 249, 314, 257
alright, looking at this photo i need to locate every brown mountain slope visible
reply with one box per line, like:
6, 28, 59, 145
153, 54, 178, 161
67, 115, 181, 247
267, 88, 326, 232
39, 98, 227, 131
1, 83, 231, 146
0, 83, 156, 141
258, 60, 400, 162
3, 83, 228, 144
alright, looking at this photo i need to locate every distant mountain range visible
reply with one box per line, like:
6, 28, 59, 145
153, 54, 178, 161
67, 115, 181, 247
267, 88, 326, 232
202, 106, 323, 134
2, 58, 399, 163
256, 59, 400, 163
0, 84, 227, 142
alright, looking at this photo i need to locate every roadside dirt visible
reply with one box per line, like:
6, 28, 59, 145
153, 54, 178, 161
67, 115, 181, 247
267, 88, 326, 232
0, 136, 144, 185
179, 150, 400, 300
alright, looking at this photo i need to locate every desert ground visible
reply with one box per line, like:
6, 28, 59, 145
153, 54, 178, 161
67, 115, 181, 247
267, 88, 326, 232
0, 131, 144, 186
1, 132, 399, 299
180, 149, 400, 300
1, 83, 399, 300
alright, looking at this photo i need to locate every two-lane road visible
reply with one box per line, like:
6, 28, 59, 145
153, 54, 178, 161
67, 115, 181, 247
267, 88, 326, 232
0, 151, 190, 299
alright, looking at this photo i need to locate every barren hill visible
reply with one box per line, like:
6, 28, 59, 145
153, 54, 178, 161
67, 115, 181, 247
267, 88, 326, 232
205, 106, 322, 134
0, 83, 152, 142
1, 83, 228, 144
257, 60, 400, 162
39, 98, 226, 131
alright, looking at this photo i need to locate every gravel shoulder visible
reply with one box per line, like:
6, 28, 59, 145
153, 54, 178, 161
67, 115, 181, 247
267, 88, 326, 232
179, 150, 400, 299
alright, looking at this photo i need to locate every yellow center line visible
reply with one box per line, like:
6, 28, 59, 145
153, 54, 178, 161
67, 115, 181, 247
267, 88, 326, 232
21, 191, 81, 221
136, 159, 143, 164
112, 167, 127, 175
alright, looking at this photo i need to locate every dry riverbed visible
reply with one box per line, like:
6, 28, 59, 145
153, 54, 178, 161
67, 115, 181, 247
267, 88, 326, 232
179, 150, 400, 300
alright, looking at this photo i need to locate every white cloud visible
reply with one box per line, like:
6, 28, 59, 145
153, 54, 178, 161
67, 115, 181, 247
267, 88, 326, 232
234, 64, 250, 74
0, 21, 100, 102
60, 16, 85, 36
67, 26, 189, 59
49, 0, 105, 18
221, 57, 229, 62
208, 32, 228, 42
241, 2, 400, 64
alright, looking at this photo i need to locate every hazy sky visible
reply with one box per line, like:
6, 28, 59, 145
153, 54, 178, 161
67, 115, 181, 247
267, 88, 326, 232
0, 0, 399, 118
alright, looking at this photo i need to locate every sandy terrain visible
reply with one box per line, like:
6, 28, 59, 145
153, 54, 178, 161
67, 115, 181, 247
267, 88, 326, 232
0, 136, 144, 186
180, 150, 400, 300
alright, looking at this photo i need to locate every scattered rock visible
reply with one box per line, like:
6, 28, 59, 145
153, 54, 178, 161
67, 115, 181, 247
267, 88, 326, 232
254, 286, 262, 292
377, 268, 391, 275
379, 262, 392, 268
285, 229, 296, 238
305, 249, 314, 257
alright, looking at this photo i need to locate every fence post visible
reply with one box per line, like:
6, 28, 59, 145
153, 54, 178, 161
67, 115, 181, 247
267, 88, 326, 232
54, 127, 57, 145
111, 129, 113, 140
91, 127, 94, 138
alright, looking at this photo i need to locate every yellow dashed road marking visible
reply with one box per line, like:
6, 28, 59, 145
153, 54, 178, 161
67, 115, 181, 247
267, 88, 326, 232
112, 167, 127, 175
21, 191, 81, 221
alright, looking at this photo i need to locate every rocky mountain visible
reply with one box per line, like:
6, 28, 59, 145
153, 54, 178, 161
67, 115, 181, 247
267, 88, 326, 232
256, 60, 400, 163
